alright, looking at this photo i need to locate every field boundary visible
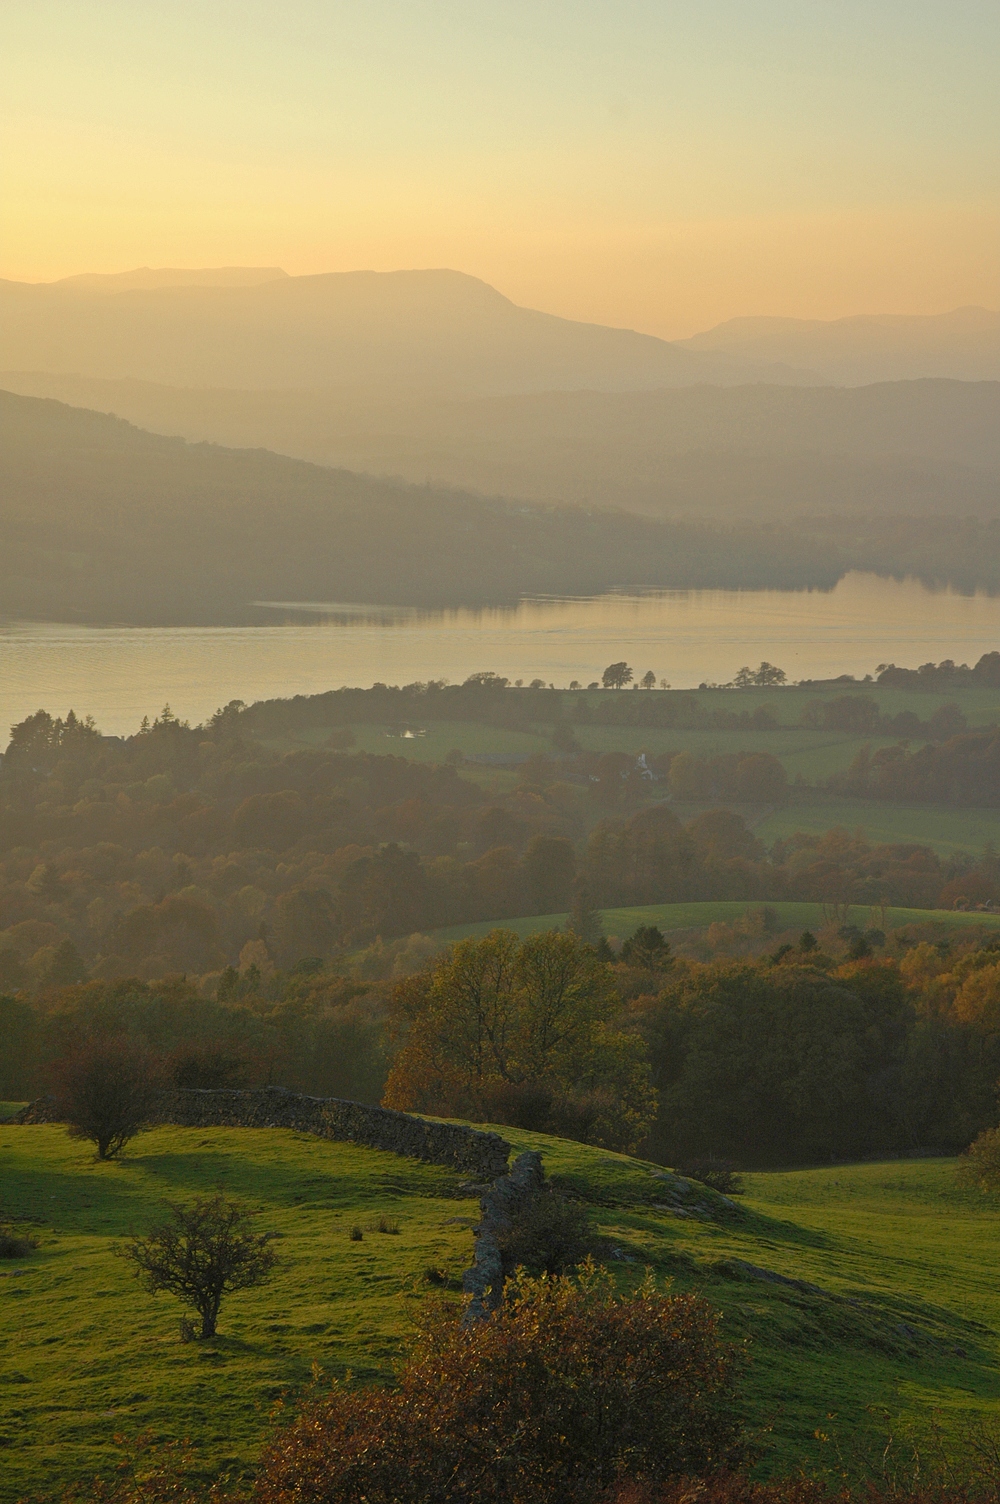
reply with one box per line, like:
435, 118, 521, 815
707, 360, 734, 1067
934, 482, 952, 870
15, 1085, 512, 1178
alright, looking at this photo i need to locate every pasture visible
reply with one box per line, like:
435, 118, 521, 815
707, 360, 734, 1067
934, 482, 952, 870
3, 1121, 1000, 1496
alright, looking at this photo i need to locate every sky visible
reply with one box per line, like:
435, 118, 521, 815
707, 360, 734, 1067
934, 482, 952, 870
3, 0, 999, 337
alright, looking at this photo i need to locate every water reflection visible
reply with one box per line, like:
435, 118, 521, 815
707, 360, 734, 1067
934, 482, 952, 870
3, 572, 1000, 738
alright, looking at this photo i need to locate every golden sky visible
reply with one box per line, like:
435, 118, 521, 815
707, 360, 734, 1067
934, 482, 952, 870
3, 0, 999, 337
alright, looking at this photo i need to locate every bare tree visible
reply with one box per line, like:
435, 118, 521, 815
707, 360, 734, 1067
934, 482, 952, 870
51, 1037, 160, 1159
118, 1193, 279, 1339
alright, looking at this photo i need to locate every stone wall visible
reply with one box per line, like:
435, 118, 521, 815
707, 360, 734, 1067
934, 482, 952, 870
462, 1149, 545, 1322
14, 1086, 511, 1179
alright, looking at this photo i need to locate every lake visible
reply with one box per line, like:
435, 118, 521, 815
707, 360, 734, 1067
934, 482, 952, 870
3, 572, 1000, 738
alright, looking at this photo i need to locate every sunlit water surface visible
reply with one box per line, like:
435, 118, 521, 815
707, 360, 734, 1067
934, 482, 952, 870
3, 573, 1000, 738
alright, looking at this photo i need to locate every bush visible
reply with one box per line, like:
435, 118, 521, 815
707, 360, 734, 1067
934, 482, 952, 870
117, 1193, 279, 1339
498, 1186, 592, 1276
677, 1159, 745, 1196
0, 1225, 38, 1258
957, 1126, 1000, 1192
50, 1037, 161, 1159
256, 1264, 746, 1504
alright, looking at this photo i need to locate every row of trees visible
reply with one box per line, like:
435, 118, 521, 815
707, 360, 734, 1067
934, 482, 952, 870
831, 730, 1000, 806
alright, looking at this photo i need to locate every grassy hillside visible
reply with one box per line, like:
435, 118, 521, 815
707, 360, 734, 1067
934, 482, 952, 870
754, 798, 1000, 858
3, 1122, 1000, 1497
430, 900, 1000, 946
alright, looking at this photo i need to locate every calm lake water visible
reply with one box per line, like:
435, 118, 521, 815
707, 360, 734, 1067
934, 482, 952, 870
3, 572, 1000, 739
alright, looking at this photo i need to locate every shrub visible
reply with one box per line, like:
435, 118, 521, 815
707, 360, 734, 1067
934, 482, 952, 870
957, 1126, 1000, 1192
117, 1193, 279, 1339
0, 1224, 38, 1258
497, 1186, 592, 1276
677, 1159, 745, 1196
50, 1037, 161, 1160
256, 1263, 746, 1504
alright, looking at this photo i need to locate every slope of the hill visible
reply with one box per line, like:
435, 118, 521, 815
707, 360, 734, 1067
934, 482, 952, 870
4, 388, 1000, 625
681, 307, 1000, 385
2, 1121, 998, 1498
0, 388, 856, 625
0, 268, 813, 396
5, 373, 998, 522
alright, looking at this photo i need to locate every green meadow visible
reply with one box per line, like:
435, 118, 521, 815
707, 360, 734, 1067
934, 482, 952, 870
429, 900, 1000, 947
4, 1121, 1000, 1498
753, 798, 1000, 858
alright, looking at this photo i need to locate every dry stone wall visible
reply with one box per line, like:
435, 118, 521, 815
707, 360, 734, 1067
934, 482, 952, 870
462, 1149, 545, 1322
14, 1086, 511, 1179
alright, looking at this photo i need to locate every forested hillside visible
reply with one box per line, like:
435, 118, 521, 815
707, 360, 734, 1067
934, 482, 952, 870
6, 371, 999, 523
4, 389, 1000, 624
0, 390, 850, 624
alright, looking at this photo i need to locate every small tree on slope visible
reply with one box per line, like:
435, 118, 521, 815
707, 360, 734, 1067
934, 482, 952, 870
118, 1193, 279, 1339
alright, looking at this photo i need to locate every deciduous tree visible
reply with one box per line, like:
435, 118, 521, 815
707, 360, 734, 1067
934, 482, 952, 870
118, 1193, 279, 1339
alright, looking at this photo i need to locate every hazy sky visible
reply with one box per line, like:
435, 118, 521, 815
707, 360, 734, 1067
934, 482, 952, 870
4, 0, 999, 336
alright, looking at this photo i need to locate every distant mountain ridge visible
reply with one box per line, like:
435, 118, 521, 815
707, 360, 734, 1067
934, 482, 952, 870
51, 266, 289, 292
680, 306, 1000, 384
0, 267, 819, 395
0, 387, 852, 626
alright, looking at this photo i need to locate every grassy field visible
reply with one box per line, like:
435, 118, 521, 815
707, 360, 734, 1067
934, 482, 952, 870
429, 900, 1000, 947
4, 1122, 1000, 1497
754, 799, 1000, 858
259, 715, 938, 785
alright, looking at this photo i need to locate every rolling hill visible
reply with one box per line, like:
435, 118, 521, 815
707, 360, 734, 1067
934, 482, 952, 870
0, 388, 854, 625
3, 1119, 998, 1497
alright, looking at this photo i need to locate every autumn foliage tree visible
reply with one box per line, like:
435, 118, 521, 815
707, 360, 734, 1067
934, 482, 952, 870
256, 1264, 746, 1504
383, 929, 655, 1151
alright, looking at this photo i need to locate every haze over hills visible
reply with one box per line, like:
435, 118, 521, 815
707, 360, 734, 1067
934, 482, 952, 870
680, 307, 1000, 385
4, 369, 998, 522
1, 387, 999, 627
0, 267, 817, 395
0, 388, 854, 626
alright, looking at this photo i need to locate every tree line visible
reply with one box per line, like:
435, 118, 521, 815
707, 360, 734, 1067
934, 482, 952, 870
8, 919, 1000, 1168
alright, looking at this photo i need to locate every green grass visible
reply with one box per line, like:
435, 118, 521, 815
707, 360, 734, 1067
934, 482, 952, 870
4, 1124, 1000, 1495
0, 1125, 479, 1499
429, 900, 1000, 946
753, 799, 1000, 859
259, 715, 933, 784
259, 721, 549, 762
